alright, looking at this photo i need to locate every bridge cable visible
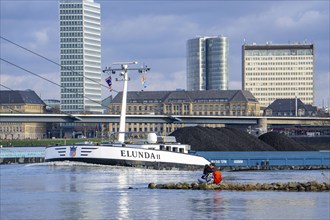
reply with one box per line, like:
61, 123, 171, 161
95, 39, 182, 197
0, 83, 91, 117
0, 58, 112, 112
0, 36, 119, 94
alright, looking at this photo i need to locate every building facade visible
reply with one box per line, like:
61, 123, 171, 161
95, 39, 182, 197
242, 43, 314, 107
59, 0, 102, 113
108, 90, 260, 135
187, 36, 229, 91
0, 90, 46, 139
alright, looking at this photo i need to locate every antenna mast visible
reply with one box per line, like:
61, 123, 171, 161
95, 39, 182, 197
103, 62, 150, 143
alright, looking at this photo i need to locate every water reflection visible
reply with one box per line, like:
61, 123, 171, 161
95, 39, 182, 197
212, 191, 223, 213
118, 191, 129, 219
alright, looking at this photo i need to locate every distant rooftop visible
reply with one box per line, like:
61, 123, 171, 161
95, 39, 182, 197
265, 99, 317, 112
0, 90, 45, 105
243, 43, 313, 50
112, 90, 258, 104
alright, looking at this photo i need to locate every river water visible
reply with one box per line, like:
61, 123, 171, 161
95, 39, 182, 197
1, 162, 330, 220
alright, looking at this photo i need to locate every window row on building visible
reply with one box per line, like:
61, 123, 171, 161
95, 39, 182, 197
60, 15, 83, 20
60, 26, 83, 31
0, 126, 23, 133
60, 38, 83, 42
61, 71, 83, 76
246, 82, 312, 86
61, 60, 83, 65
61, 77, 83, 82
61, 94, 84, 98
60, 43, 83, 48
61, 88, 83, 93
258, 97, 313, 102
61, 49, 83, 55
246, 62, 313, 67
246, 77, 313, 81
245, 71, 313, 76
60, 3, 82, 9
61, 82, 84, 88
250, 86, 313, 91
61, 105, 84, 110
59, 9, 83, 14
61, 99, 84, 104
245, 67, 313, 71
244, 49, 313, 56
0, 105, 22, 110
251, 92, 313, 96
1, 104, 44, 113
245, 56, 313, 61
60, 32, 83, 38
61, 55, 83, 60
60, 21, 83, 26
246, 61, 313, 66
61, 65, 83, 70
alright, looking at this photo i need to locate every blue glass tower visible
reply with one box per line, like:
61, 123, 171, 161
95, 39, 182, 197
187, 36, 229, 91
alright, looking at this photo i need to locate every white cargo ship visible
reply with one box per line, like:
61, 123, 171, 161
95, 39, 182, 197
45, 62, 209, 170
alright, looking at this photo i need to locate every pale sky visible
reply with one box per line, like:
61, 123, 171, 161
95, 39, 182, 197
1, 0, 329, 108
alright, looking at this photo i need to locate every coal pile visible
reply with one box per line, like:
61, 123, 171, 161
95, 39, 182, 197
170, 126, 275, 151
258, 132, 316, 151
170, 126, 316, 151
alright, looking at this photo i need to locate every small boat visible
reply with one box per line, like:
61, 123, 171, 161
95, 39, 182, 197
45, 62, 209, 170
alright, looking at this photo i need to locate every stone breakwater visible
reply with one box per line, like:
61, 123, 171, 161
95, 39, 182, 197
148, 181, 330, 192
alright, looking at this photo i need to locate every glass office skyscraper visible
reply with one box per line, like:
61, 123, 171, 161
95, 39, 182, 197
187, 36, 229, 91
59, 0, 102, 113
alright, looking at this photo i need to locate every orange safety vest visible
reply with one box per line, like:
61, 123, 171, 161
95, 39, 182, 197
213, 170, 222, 184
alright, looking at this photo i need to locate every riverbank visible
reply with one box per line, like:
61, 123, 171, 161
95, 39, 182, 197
0, 157, 45, 164
0, 147, 45, 164
0, 138, 103, 147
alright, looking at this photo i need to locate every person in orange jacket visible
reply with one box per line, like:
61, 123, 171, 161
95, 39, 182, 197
212, 165, 222, 184
198, 163, 222, 184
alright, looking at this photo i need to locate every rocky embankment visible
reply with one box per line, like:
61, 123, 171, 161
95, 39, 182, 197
148, 181, 330, 192
170, 126, 317, 151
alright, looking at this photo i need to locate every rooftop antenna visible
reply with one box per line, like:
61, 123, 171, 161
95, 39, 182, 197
103, 62, 150, 143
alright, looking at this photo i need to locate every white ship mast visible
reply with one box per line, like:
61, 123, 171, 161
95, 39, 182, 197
103, 62, 150, 143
